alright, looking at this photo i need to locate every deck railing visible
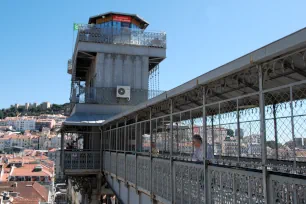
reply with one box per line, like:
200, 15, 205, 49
64, 150, 100, 170
75, 24, 166, 48
103, 151, 306, 204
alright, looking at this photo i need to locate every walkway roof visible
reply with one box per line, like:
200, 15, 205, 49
101, 27, 306, 126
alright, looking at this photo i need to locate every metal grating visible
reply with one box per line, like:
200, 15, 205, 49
137, 156, 151, 191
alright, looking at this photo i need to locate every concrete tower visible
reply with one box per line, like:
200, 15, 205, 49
68, 12, 166, 117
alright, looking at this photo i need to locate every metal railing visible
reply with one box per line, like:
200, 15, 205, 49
99, 48, 306, 203
71, 87, 165, 105
103, 151, 306, 204
75, 24, 166, 48
64, 150, 100, 170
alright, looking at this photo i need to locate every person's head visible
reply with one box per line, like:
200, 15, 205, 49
192, 134, 202, 148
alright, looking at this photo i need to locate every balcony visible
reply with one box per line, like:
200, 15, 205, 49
64, 150, 100, 175
75, 24, 166, 48
71, 87, 165, 105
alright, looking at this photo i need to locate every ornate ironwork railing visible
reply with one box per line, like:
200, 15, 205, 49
75, 24, 166, 48
71, 87, 165, 105
103, 151, 306, 204
64, 150, 100, 170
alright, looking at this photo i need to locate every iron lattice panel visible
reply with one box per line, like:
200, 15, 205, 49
208, 166, 264, 204
117, 153, 125, 179
126, 154, 136, 184
79, 152, 87, 169
64, 152, 72, 169
111, 152, 117, 174
87, 152, 94, 169
174, 161, 205, 204
103, 151, 111, 172
152, 158, 171, 201
137, 156, 151, 191
269, 174, 306, 204
94, 152, 100, 169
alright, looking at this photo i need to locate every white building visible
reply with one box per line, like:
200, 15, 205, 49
14, 117, 36, 131
48, 149, 64, 180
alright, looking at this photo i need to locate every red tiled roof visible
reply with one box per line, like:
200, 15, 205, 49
0, 181, 48, 203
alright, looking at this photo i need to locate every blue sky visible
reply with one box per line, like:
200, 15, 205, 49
1, 0, 306, 109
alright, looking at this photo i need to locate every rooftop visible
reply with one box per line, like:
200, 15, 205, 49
0, 181, 48, 203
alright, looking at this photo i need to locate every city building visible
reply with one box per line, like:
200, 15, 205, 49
48, 148, 64, 181
0, 120, 7, 126
3, 117, 36, 131
41, 102, 51, 110
35, 119, 55, 131
24, 103, 30, 110
14, 117, 36, 131
0, 181, 50, 204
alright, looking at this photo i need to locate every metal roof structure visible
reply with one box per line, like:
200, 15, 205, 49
88, 11, 149, 29
63, 113, 114, 126
101, 27, 306, 125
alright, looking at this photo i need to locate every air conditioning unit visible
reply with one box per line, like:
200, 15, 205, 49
116, 86, 131, 100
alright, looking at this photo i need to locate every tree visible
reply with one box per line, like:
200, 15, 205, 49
227, 129, 234, 137
266, 140, 283, 149
0, 110, 3, 119
17, 107, 24, 113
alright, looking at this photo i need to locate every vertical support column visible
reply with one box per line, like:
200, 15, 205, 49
272, 104, 278, 159
191, 111, 194, 154
211, 115, 215, 159
169, 99, 174, 203
109, 126, 112, 175
218, 102, 221, 157
124, 119, 127, 182
60, 131, 65, 172
202, 86, 209, 204
290, 86, 297, 169
100, 127, 103, 171
116, 122, 119, 177
258, 65, 268, 204
135, 115, 138, 189
149, 108, 153, 203
237, 98, 241, 160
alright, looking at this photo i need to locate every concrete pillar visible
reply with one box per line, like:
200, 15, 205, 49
114, 54, 123, 86
135, 56, 142, 89
95, 53, 105, 87
141, 56, 149, 90
105, 54, 113, 87
90, 173, 102, 204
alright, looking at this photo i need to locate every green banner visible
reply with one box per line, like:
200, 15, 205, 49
73, 23, 79, 31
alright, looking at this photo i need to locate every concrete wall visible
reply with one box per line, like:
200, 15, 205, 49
106, 175, 153, 204
93, 53, 149, 89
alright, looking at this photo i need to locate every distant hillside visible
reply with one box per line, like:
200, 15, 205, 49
0, 103, 70, 119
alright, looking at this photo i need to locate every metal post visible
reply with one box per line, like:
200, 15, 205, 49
100, 127, 103, 171
116, 123, 118, 176
170, 99, 174, 203
202, 86, 209, 204
211, 115, 215, 159
290, 86, 297, 169
124, 119, 127, 182
149, 108, 153, 203
116, 123, 119, 152
258, 65, 268, 204
135, 115, 138, 188
237, 98, 241, 160
60, 131, 65, 172
272, 104, 278, 159
191, 111, 194, 155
